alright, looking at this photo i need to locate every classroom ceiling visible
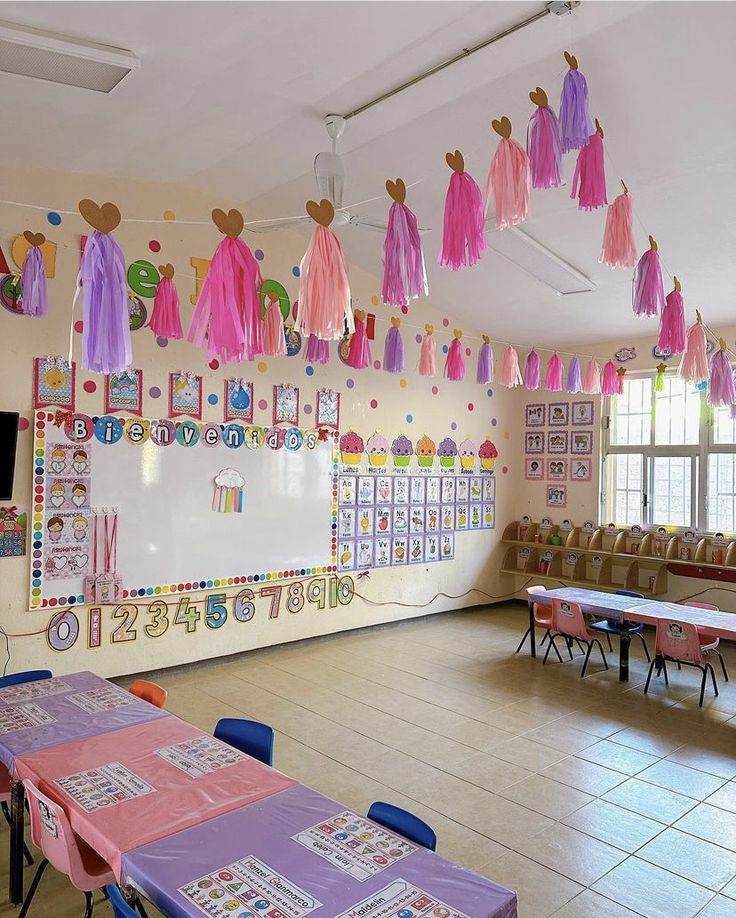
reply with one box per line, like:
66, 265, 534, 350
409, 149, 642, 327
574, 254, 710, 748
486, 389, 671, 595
1, 1, 734, 349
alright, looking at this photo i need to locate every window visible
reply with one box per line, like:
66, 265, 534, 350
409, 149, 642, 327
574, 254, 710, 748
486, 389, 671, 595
602, 372, 733, 532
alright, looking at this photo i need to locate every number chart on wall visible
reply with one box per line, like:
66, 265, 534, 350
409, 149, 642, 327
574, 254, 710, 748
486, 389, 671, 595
30, 411, 337, 609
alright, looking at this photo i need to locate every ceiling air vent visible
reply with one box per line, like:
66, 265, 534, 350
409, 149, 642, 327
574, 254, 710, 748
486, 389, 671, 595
0, 20, 139, 92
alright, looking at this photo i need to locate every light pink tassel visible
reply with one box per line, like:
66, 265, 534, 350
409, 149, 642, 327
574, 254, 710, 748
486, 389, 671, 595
616, 368, 626, 395
419, 324, 436, 377
501, 346, 522, 388
583, 358, 602, 395
600, 190, 636, 268
484, 121, 530, 228
262, 297, 287, 356
571, 126, 607, 211
545, 353, 564, 392
444, 330, 466, 381
679, 316, 709, 384
657, 285, 687, 356
601, 360, 618, 395
149, 271, 183, 339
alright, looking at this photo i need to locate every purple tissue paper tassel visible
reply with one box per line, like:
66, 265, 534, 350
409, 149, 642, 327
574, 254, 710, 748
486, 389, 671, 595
305, 334, 330, 365
80, 230, 131, 374
21, 246, 48, 317
567, 355, 582, 393
382, 200, 428, 307
476, 340, 493, 384
383, 324, 405, 374
560, 69, 594, 153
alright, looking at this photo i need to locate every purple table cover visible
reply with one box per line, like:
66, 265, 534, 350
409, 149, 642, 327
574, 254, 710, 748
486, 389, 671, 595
0, 671, 168, 772
122, 783, 517, 918
531, 587, 649, 622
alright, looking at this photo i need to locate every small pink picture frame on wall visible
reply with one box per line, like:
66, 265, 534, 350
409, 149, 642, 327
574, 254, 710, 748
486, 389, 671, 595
105, 369, 143, 414
33, 357, 75, 410
224, 379, 253, 423
547, 458, 567, 481
546, 484, 567, 508
525, 458, 543, 480
316, 388, 340, 428
571, 458, 592, 481
273, 383, 299, 425
169, 371, 202, 419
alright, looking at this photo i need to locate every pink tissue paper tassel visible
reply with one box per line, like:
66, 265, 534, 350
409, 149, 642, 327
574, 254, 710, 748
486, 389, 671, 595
708, 344, 736, 407
560, 66, 593, 153
617, 370, 626, 395
501, 346, 522, 388
567, 355, 582, 393
295, 224, 353, 341
545, 353, 564, 392
657, 288, 687, 356
79, 229, 131, 374
632, 247, 665, 317
679, 320, 709, 384
527, 106, 563, 190
419, 329, 436, 377
382, 200, 428, 308
523, 349, 541, 390
346, 313, 371, 369
20, 246, 47, 317
600, 192, 636, 268
439, 170, 488, 270
583, 358, 602, 395
484, 137, 530, 228
601, 360, 618, 396
571, 132, 607, 211
444, 336, 466, 381
476, 339, 494, 385
262, 299, 287, 356
305, 334, 330, 365
148, 276, 183, 339
383, 323, 405, 374
187, 236, 263, 363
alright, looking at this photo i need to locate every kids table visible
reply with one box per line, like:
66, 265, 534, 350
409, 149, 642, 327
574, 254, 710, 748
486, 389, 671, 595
14, 715, 297, 879
122, 783, 517, 918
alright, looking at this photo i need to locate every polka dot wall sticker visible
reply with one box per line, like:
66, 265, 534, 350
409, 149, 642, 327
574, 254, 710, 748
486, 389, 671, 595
465, 347, 471, 357
415, 334, 422, 344
432, 386, 439, 395
18, 417, 29, 431
254, 249, 264, 261
83, 380, 96, 393
156, 336, 168, 347
492, 418, 497, 426
370, 399, 378, 409
502, 466, 508, 474
450, 421, 457, 431
304, 404, 313, 414
149, 386, 161, 398
305, 365, 314, 376
163, 210, 175, 221
401, 305, 408, 315
406, 414, 413, 423
467, 402, 474, 412
258, 399, 268, 411
149, 240, 161, 253
442, 318, 449, 327
257, 362, 268, 373
504, 431, 510, 439
373, 360, 381, 370
47, 211, 61, 226
208, 394, 218, 406
292, 266, 300, 277
345, 378, 354, 389
442, 344, 449, 354
399, 378, 407, 388
209, 359, 219, 370
74, 320, 83, 333
487, 388, 493, 397
371, 295, 379, 306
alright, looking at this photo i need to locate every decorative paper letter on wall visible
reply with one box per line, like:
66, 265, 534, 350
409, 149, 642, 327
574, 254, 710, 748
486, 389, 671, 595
316, 388, 340, 429
169, 372, 202, 419
224, 379, 254, 423
34, 357, 75, 410
105, 370, 143, 414
213, 468, 245, 513
273, 384, 299, 425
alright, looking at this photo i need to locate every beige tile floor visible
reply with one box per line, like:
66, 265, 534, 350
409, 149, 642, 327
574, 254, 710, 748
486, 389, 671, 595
5, 603, 736, 917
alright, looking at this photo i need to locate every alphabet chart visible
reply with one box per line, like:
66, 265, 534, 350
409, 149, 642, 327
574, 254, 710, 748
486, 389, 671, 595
178, 856, 322, 918
156, 737, 248, 778
0, 703, 55, 735
292, 810, 416, 881
55, 762, 156, 812
336, 879, 470, 918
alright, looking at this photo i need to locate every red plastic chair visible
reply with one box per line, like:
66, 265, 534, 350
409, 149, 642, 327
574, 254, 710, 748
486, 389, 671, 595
20, 780, 115, 918
516, 585, 562, 659
128, 680, 168, 709
546, 598, 609, 677
683, 601, 729, 682
644, 618, 720, 707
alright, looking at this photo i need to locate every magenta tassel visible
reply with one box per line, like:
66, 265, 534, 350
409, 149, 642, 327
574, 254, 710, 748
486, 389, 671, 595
708, 346, 736, 407
79, 230, 131, 374
657, 289, 687, 356
679, 321, 709, 384
419, 328, 436, 377
600, 193, 636, 268
545, 353, 564, 392
484, 137, 530, 228
501, 346, 522, 388
571, 132, 607, 211
523, 349, 541, 390
444, 335, 466, 381
383, 321, 405, 374
382, 200, 427, 307
583, 358, 602, 395
527, 106, 563, 190
601, 360, 618, 395
149, 276, 183, 339
305, 334, 330, 365
20, 246, 47, 317
560, 67, 593, 153
438, 170, 488, 270
346, 312, 371, 369
567, 356, 582, 393
476, 339, 493, 385
632, 247, 665, 318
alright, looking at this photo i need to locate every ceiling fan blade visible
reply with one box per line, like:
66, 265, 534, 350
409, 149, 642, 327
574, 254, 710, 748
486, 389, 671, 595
245, 215, 312, 234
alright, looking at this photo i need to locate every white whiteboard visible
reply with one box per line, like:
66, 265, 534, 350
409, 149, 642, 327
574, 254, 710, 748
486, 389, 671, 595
31, 415, 335, 607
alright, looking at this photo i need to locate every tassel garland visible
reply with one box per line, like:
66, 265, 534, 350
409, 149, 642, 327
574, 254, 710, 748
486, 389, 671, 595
419, 324, 436, 377
527, 90, 563, 190
501, 346, 523, 388
545, 353, 564, 392
148, 268, 183, 339
657, 283, 686, 356
708, 340, 736, 407
600, 190, 636, 268
601, 360, 618, 396
583, 358, 602, 395
632, 238, 665, 317
262, 296, 287, 356
444, 330, 466, 381
567, 355, 583, 394
346, 310, 372, 370
383, 317, 405, 374
382, 181, 428, 307
476, 335, 494, 385
523, 349, 541, 390
305, 334, 330, 365
484, 119, 529, 228
679, 315, 709, 384
439, 152, 488, 270
559, 53, 594, 153
571, 124, 607, 211
20, 239, 47, 317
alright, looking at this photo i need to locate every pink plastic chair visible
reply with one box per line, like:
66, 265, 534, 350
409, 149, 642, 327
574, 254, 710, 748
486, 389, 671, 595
644, 618, 720, 707
683, 601, 729, 682
20, 779, 115, 918
546, 598, 609, 677
516, 585, 563, 660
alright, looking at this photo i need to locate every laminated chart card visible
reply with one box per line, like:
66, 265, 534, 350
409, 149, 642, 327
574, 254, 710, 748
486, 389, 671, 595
56, 762, 156, 812
0, 703, 55, 734
336, 879, 470, 918
178, 856, 322, 918
66, 687, 138, 714
156, 736, 248, 777
0, 678, 70, 704
293, 810, 416, 882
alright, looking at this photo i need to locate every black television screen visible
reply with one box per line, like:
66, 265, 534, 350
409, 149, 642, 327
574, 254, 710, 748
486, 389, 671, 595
0, 412, 19, 501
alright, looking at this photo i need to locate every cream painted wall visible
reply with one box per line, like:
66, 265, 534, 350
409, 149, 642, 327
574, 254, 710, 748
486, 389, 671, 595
0, 166, 519, 677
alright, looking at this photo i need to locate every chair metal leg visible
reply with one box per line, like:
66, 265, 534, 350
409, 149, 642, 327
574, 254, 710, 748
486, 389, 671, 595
581, 640, 594, 678
636, 632, 651, 662
515, 627, 531, 654
708, 662, 719, 697
540, 629, 550, 646
596, 638, 609, 671
712, 649, 729, 682
644, 658, 656, 694
542, 633, 555, 664
699, 665, 708, 708
83, 890, 94, 918
1, 799, 34, 866
662, 658, 669, 685
565, 637, 574, 661
605, 633, 612, 652
18, 857, 48, 918
136, 899, 149, 918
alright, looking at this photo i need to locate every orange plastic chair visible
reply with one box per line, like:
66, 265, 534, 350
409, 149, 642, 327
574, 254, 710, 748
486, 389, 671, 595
128, 679, 168, 709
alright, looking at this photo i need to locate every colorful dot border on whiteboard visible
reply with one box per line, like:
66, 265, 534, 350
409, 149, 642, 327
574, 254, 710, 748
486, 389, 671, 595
30, 411, 339, 609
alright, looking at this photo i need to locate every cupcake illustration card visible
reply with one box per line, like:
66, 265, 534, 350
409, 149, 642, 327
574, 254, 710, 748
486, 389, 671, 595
390, 434, 413, 471
414, 434, 436, 470
438, 437, 458, 471
365, 431, 389, 468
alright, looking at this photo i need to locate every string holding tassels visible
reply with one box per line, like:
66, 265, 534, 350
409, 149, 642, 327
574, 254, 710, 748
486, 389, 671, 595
20, 231, 48, 317
560, 51, 593, 153
419, 323, 436, 377
438, 150, 487, 270
148, 263, 183, 339
382, 179, 428, 308
632, 235, 665, 318
527, 87, 563, 190
383, 317, 405, 374
444, 329, 466, 381
484, 116, 530, 228
476, 335, 494, 385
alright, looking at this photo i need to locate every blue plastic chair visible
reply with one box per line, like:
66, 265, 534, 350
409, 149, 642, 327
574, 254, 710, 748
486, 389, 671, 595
0, 670, 52, 689
588, 590, 650, 661
367, 801, 437, 851
105, 885, 147, 917
214, 718, 274, 766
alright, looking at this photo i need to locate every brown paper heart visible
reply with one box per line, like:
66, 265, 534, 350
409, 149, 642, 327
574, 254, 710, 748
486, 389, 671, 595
385, 178, 406, 205
649, 235, 658, 252
453, 329, 463, 339
212, 208, 244, 238
305, 199, 334, 227
595, 117, 604, 139
482, 334, 491, 345
390, 316, 401, 328
158, 263, 175, 279
78, 199, 121, 234
23, 230, 46, 248
529, 87, 548, 108
445, 150, 464, 174
564, 50, 578, 70
354, 308, 366, 322
424, 323, 433, 335
491, 116, 512, 139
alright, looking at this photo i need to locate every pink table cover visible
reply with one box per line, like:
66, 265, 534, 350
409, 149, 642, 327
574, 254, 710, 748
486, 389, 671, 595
625, 600, 736, 639
15, 716, 296, 879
